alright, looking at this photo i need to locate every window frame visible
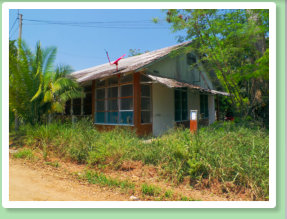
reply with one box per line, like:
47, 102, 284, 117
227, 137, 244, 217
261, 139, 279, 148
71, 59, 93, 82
94, 75, 134, 126
200, 94, 209, 119
174, 87, 188, 122
140, 74, 153, 124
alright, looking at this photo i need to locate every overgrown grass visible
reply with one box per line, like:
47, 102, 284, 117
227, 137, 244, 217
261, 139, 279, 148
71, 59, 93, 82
84, 170, 135, 192
14, 119, 269, 200
141, 183, 161, 196
13, 148, 35, 160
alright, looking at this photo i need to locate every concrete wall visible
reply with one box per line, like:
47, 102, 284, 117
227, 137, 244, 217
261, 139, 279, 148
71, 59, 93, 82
148, 53, 214, 90
152, 83, 175, 136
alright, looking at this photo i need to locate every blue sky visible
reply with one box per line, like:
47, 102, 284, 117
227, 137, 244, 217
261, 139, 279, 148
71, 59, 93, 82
9, 9, 182, 71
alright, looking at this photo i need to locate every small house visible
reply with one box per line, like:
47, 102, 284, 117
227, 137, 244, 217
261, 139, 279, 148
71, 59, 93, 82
68, 41, 228, 136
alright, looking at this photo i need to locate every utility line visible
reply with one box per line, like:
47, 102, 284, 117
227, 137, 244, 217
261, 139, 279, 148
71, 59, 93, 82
9, 17, 18, 35
21, 18, 170, 29
23, 18, 166, 24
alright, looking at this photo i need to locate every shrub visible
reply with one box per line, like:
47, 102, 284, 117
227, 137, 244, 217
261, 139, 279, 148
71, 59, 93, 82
13, 148, 34, 160
141, 183, 161, 196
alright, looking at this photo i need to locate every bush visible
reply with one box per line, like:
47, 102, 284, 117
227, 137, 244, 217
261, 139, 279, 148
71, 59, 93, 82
13, 148, 34, 160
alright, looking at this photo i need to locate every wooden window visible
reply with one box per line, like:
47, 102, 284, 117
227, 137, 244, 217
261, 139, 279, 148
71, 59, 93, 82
83, 86, 92, 115
200, 94, 209, 118
174, 88, 188, 121
94, 75, 134, 125
140, 84, 152, 123
119, 84, 133, 124
95, 86, 106, 123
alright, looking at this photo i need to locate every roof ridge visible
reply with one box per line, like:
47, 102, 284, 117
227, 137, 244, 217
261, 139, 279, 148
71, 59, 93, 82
71, 41, 192, 76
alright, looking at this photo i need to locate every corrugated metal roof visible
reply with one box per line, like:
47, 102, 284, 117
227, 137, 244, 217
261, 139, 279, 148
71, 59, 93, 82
71, 41, 192, 83
71, 41, 229, 96
146, 75, 229, 96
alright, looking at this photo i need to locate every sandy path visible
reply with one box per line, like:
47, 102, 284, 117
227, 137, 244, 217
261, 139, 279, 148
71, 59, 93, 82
9, 158, 130, 201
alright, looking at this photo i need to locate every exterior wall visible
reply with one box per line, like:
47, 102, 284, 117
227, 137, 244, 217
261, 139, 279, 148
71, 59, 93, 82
148, 53, 213, 90
188, 89, 200, 113
208, 95, 215, 124
152, 83, 175, 136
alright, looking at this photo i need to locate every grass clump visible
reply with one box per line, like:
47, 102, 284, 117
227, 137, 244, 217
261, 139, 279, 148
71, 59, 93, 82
180, 196, 197, 201
84, 170, 135, 192
13, 148, 34, 160
164, 190, 173, 198
141, 183, 161, 196
45, 161, 60, 168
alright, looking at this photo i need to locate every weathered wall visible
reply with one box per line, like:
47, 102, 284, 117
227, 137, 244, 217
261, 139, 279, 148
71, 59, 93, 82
148, 53, 213, 90
152, 83, 175, 136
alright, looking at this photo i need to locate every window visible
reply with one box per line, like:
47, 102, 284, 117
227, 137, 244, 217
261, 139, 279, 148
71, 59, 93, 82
140, 81, 152, 124
119, 84, 133, 124
174, 88, 188, 121
200, 94, 209, 118
65, 85, 92, 116
72, 98, 81, 115
95, 87, 106, 123
94, 75, 134, 125
187, 53, 197, 65
65, 100, 71, 115
83, 86, 92, 115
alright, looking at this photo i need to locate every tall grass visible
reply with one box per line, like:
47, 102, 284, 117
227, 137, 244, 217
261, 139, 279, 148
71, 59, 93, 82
15, 119, 269, 200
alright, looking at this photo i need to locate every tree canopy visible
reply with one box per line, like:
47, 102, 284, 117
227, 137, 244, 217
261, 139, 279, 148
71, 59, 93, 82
9, 40, 83, 126
163, 9, 269, 125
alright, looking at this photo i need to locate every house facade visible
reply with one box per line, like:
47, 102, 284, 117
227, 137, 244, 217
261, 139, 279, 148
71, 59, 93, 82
68, 41, 228, 136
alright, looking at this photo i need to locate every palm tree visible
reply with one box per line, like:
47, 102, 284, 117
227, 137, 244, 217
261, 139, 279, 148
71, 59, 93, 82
9, 40, 42, 125
9, 40, 83, 126
32, 64, 84, 122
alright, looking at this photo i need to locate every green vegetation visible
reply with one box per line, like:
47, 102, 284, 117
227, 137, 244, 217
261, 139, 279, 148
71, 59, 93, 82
141, 183, 161, 196
84, 170, 135, 192
9, 40, 83, 129
163, 9, 269, 126
180, 196, 197, 201
164, 190, 173, 198
13, 148, 35, 160
14, 119, 269, 200
44, 161, 60, 168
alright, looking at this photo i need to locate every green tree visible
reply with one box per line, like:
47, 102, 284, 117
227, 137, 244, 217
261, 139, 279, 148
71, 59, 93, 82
163, 9, 269, 124
9, 40, 83, 126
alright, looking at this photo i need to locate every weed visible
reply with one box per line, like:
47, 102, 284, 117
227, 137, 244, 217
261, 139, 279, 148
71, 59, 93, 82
45, 161, 60, 168
141, 183, 161, 196
180, 196, 197, 201
164, 190, 173, 198
13, 148, 34, 160
15, 120, 269, 200
84, 170, 135, 192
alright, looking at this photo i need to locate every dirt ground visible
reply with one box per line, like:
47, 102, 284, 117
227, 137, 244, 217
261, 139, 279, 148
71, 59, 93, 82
9, 155, 252, 201
9, 158, 131, 201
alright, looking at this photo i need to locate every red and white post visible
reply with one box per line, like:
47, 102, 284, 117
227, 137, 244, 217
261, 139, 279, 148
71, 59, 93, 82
190, 110, 198, 133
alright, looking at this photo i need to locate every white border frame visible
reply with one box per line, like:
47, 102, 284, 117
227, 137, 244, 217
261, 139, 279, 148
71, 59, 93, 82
2, 2, 276, 208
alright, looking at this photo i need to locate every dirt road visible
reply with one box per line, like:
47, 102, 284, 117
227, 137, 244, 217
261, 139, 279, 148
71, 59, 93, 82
9, 158, 130, 201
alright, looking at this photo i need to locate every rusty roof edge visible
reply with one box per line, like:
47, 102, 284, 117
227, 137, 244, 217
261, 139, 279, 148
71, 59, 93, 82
146, 74, 229, 96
